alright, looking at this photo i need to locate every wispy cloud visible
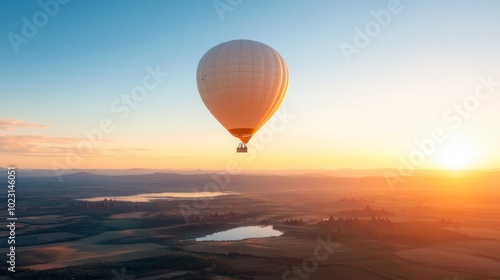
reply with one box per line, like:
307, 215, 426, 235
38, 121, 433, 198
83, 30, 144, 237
0, 134, 80, 156
0, 119, 49, 131
0, 134, 151, 157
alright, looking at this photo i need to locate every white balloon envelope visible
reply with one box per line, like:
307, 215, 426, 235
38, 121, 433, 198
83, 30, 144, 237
197, 39, 289, 152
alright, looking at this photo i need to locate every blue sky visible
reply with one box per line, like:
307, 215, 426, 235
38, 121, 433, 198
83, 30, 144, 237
1, 0, 500, 170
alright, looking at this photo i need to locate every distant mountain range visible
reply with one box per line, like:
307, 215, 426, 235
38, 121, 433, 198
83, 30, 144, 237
1, 167, 498, 178
0, 167, 498, 199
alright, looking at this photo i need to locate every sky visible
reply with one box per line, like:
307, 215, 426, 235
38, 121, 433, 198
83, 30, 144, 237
1, 0, 500, 171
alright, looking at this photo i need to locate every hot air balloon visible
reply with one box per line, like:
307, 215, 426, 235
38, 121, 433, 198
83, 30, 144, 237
196, 39, 289, 153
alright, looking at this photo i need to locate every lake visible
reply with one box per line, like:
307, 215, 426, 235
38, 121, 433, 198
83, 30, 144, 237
196, 225, 284, 241
79, 192, 238, 202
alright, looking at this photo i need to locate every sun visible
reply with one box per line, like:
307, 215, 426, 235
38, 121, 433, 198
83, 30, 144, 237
435, 141, 475, 170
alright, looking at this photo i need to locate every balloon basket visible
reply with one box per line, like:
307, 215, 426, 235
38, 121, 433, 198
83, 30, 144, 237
237, 144, 248, 153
